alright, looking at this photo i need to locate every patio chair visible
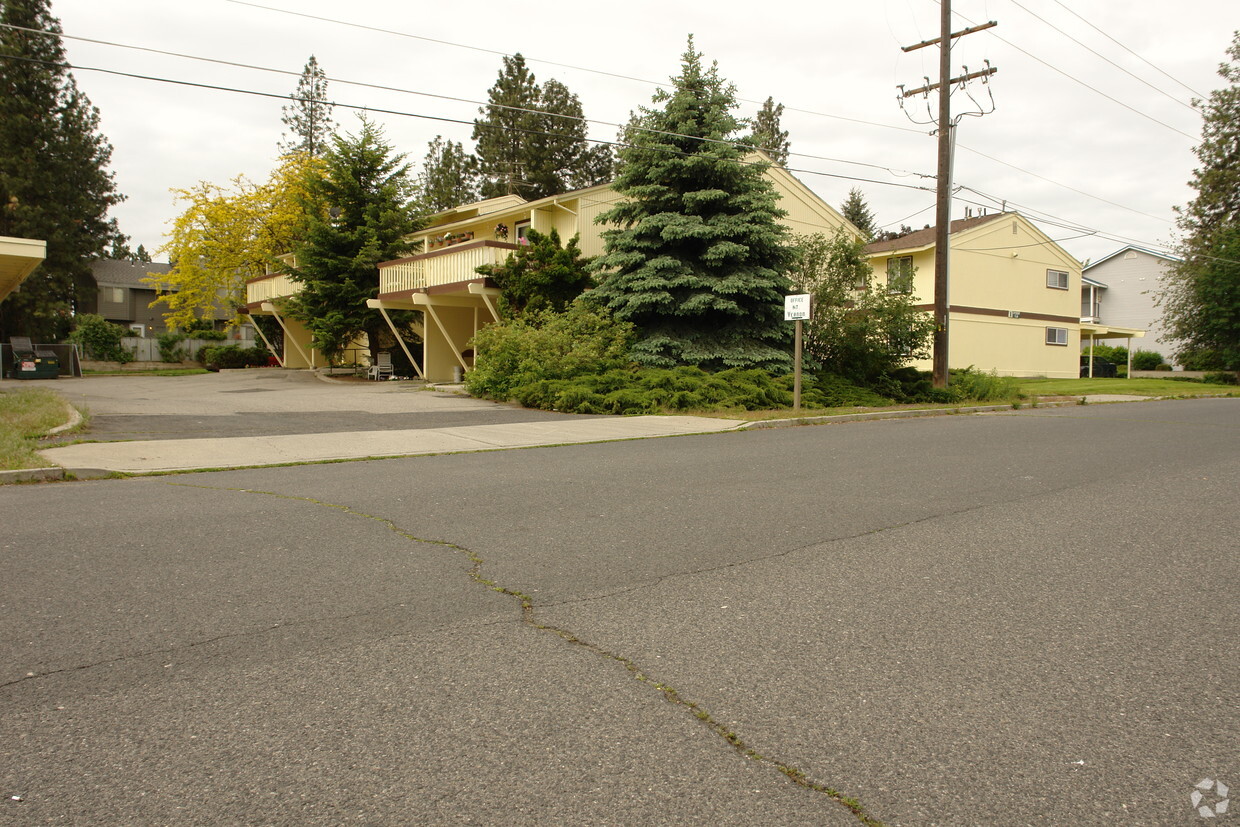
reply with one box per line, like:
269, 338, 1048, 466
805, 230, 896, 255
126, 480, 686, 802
367, 352, 394, 380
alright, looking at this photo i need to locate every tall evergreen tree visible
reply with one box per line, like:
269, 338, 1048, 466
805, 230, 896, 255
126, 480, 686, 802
750, 96, 790, 166
473, 54, 539, 198
418, 135, 480, 212
1160, 31, 1240, 371
279, 55, 335, 157
287, 117, 422, 361
0, 0, 125, 341
840, 188, 878, 240
472, 54, 609, 201
590, 38, 793, 372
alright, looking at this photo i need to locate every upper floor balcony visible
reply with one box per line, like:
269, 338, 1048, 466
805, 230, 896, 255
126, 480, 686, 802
379, 239, 517, 296
246, 272, 299, 306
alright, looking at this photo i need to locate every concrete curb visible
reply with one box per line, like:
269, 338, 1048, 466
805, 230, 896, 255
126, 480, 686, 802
737, 400, 1077, 430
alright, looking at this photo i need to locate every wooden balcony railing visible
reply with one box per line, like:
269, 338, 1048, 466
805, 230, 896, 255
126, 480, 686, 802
246, 272, 299, 305
379, 240, 517, 295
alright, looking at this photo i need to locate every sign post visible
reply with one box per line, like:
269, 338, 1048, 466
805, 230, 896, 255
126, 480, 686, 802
784, 294, 811, 411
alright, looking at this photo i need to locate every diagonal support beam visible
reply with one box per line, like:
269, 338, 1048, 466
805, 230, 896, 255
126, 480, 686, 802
422, 303, 470, 372
368, 300, 425, 380
261, 302, 311, 367
245, 313, 284, 368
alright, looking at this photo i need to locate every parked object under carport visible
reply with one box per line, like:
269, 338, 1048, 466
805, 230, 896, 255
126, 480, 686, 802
8, 336, 59, 379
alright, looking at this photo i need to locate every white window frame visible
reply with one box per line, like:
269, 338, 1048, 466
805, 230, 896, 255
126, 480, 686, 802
1046, 269, 1069, 290
1045, 326, 1069, 346
886, 256, 913, 294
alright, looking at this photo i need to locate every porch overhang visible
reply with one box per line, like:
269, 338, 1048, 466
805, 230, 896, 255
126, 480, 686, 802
1079, 323, 1146, 342
0, 236, 47, 302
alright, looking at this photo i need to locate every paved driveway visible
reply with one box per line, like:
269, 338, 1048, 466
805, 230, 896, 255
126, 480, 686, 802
45, 370, 589, 441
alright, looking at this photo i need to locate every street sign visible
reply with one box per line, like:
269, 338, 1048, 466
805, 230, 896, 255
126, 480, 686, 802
785, 293, 811, 321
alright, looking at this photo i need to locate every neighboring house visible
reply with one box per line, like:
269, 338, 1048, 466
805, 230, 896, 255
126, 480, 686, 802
864, 212, 1143, 378
0, 235, 46, 304
245, 160, 860, 381
84, 259, 175, 336
85, 259, 241, 338
1082, 246, 1180, 368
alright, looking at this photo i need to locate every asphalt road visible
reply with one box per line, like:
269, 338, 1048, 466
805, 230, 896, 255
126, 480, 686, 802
1, 398, 1236, 825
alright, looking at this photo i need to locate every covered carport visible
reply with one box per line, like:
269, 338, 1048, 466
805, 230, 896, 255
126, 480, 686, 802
1079, 322, 1146, 377
369, 266, 500, 384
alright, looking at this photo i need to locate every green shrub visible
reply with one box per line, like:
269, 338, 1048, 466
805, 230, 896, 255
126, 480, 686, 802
157, 331, 186, 363
1131, 350, 1166, 370
947, 367, 1022, 402
192, 329, 228, 342
466, 303, 636, 400
67, 314, 134, 363
199, 345, 271, 371
1085, 344, 1128, 365
1154, 363, 1173, 371
805, 373, 892, 408
1204, 371, 1239, 385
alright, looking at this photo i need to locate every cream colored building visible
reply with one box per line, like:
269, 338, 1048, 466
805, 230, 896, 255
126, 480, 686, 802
865, 213, 1143, 378
246, 159, 858, 382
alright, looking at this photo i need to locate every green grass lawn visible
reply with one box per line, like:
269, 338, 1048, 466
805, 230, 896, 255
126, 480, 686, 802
0, 387, 78, 471
1016, 376, 1239, 397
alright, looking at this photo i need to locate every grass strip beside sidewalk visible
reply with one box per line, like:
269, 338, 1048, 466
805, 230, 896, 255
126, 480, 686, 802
0, 386, 74, 470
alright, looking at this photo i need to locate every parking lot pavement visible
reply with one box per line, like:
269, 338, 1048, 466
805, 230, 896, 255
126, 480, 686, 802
32, 370, 739, 475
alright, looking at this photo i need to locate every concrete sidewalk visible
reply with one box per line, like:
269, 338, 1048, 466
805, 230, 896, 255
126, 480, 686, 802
37, 415, 744, 476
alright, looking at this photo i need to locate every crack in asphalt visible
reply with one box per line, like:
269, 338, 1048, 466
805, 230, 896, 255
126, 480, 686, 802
165, 482, 886, 826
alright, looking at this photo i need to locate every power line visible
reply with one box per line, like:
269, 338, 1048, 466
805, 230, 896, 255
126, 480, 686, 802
225, 0, 929, 138
1007, 0, 1198, 114
2, 22, 929, 184
1046, 0, 1206, 100
0, 51, 938, 201
16, 16, 1180, 227
210, 3, 1189, 252
947, 5, 1198, 140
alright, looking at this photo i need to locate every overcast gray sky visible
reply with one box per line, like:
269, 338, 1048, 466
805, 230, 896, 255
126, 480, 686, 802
49, 0, 1236, 265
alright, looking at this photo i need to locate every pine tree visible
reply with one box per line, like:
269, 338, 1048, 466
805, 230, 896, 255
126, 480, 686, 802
0, 0, 125, 341
418, 136, 479, 212
472, 54, 609, 201
279, 55, 335, 157
840, 188, 878, 240
750, 96, 790, 166
287, 118, 422, 361
473, 54, 539, 198
590, 38, 793, 373
1161, 31, 1240, 371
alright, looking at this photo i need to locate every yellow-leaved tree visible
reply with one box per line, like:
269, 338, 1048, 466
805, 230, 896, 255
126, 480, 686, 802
149, 152, 320, 329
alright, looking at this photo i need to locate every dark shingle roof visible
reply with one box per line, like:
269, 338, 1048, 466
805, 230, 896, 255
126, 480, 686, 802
865, 212, 1007, 255
90, 259, 173, 289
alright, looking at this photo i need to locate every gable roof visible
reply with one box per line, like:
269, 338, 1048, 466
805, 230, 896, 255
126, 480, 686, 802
91, 259, 172, 289
1083, 244, 1181, 271
864, 213, 1005, 255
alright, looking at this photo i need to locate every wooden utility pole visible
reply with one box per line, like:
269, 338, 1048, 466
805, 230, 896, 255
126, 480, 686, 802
900, 8, 997, 388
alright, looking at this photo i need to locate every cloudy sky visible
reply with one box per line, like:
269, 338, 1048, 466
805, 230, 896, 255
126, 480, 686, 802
47, 0, 1236, 265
